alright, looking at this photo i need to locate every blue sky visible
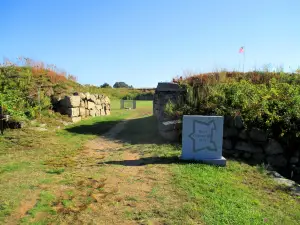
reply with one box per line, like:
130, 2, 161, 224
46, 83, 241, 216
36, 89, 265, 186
1, 0, 299, 87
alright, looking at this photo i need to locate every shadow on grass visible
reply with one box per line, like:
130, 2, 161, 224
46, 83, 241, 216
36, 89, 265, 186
65, 121, 121, 136
65, 115, 168, 145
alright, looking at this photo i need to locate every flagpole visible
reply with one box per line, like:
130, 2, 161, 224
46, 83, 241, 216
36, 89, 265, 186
243, 46, 245, 73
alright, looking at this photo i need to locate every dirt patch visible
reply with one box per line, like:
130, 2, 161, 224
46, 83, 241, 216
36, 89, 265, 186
5, 191, 39, 225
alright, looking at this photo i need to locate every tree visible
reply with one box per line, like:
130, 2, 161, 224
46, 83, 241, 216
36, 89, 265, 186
113, 82, 133, 88
100, 82, 112, 88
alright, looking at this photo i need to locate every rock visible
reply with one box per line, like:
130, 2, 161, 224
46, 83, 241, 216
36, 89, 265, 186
223, 139, 233, 150
223, 127, 239, 138
105, 109, 110, 115
243, 152, 252, 159
71, 117, 82, 123
249, 128, 267, 142
235, 141, 263, 153
79, 93, 86, 99
89, 109, 96, 117
264, 139, 284, 155
100, 109, 105, 115
224, 116, 234, 127
95, 104, 102, 110
90, 95, 97, 103
88, 101, 95, 110
85, 92, 91, 100
79, 107, 86, 117
80, 100, 85, 108
290, 157, 299, 164
223, 149, 236, 155
85, 109, 90, 116
238, 129, 248, 140
252, 153, 265, 163
67, 108, 80, 117
96, 99, 101, 105
84, 100, 88, 109
234, 116, 244, 129
61, 96, 81, 108
159, 130, 179, 142
39, 123, 47, 128
267, 155, 287, 167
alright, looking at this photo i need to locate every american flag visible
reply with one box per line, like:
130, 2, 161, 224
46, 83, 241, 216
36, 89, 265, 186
239, 46, 244, 53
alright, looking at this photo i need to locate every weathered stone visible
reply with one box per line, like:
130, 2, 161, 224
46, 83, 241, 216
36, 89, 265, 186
223, 127, 239, 138
88, 101, 95, 110
159, 130, 179, 142
61, 96, 81, 108
104, 96, 110, 104
267, 155, 287, 167
96, 99, 101, 105
290, 157, 299, 164
223, 149, 236, 155
238, 129, 248, 140
85, 92, 91, 100
71, 117, 81, 123
235, 141, 263, 153
95, 104, 102, 110
264, 139, 284, 155
79, 107, 86, 117
84, 100, 88, 109
85, 109, 90, 116
105, 109, 110, 115
95, 109, 100, 116
79, 93, 86, 99
89, 109, 96, 117
80, 100, 85, 108
100, 109, 105, 115
90, 95, 97, 103
243, 152, 252, 159
223, 139, 233, 150
250, 128, 267, 142
67, 108, 79, 117
252, 153, 265, 163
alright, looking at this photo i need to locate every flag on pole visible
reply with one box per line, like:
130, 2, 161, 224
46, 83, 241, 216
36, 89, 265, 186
239, 46, 244, 53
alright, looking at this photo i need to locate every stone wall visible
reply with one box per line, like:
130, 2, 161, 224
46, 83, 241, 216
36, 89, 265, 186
153, 82, 184, 141
154, 82, 300, 176
222, 116, 299, 170
55, 92, 110, 122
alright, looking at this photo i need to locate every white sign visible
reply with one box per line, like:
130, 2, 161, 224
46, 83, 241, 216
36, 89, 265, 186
181, 115, 226, 166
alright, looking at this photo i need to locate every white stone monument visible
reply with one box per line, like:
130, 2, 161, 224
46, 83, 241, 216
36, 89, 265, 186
181, 115, 226, 166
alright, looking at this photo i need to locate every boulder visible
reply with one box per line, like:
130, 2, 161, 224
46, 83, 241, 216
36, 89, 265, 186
79, 107, 86, 117
71, 117, 82, 123
223, 127, 239, 138
264, 139, 284, 155
235, 141, 263, 153
85, 92, 91, 100
79, 93, 86, 99
61, 96, 81, 108
267, 155, 287, 167
238, 129, 248, 140
223, 139, 233, 150
80, 100, 85, 108
250, 128, 267, 142
88, 101, 95, 110
89, 109, 96, 117
67, 108, 80, 117
90, 95, 97, 103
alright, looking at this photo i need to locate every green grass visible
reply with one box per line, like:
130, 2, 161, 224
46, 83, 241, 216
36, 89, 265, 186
1, 100, 299, 224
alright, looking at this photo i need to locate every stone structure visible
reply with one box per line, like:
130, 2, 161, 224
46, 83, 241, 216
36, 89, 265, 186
153, 82, 185, 141
154, 82, 300, 174
55, 92, 110, 122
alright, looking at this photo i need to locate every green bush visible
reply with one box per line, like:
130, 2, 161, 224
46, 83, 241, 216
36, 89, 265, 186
167, 74, 300, 148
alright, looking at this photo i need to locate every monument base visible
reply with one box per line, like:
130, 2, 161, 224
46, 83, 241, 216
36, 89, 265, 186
180, 156, 227, 167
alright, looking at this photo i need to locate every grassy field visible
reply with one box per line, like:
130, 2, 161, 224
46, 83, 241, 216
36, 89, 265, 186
0, 100, 299, 224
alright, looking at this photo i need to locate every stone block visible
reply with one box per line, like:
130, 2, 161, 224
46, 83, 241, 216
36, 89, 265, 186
67, 108, 79, 117
61, 96, 81, 108
88, 101, 95, 110
235, 141, 263, 153
223, 127, 239, 138
267, 155, 287, 167
250, 128, 267, 142
71, 116, 81, 123
264, 139, 284, 155
79, 107, 86, 117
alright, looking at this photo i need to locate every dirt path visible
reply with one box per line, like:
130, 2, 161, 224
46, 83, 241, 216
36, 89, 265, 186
71, 118, 173, 224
